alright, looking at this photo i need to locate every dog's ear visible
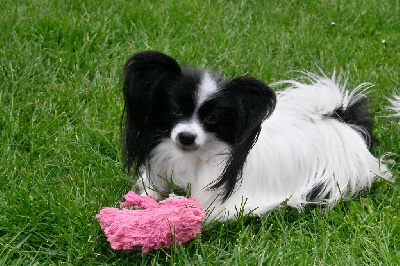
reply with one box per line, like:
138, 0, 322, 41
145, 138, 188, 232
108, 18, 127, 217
123, 51, 182, 119
210, 76, 276, 201
122, 51, 182, 172
224, 77, 276, 140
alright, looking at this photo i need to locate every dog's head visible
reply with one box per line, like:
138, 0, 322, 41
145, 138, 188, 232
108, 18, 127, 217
123, 51, 276, 200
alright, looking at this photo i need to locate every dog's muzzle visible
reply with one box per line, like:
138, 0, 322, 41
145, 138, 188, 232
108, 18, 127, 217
176, 132, 199, 151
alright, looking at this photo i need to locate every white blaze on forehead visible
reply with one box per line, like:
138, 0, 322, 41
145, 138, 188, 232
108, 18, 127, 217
197, 72, 219, 106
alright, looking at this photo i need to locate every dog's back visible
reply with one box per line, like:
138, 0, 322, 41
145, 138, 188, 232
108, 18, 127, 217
210, 73, 392, 220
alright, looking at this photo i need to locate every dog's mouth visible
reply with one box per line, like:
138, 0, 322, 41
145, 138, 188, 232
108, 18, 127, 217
176, 143, 200, 152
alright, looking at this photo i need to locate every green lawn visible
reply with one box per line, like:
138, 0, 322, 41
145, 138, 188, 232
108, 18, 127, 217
1, 0, 399, 264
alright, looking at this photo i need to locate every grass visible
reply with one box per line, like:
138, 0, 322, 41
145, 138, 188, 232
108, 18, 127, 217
1, 0, 399, 264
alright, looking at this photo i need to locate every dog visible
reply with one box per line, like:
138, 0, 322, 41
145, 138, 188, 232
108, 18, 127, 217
122, 51, 391, 221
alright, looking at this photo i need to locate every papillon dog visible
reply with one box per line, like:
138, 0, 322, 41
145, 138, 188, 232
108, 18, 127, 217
122, 51, 391, 222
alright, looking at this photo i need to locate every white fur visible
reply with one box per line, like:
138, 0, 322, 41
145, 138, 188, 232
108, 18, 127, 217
137, 74, 392, 222
197, 72, 219, 106
171, 120, 207, 148
389, 95, 400, 123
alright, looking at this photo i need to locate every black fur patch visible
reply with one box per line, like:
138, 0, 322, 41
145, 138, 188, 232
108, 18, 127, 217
330, 96, 374, 149
306, 183, 326, 202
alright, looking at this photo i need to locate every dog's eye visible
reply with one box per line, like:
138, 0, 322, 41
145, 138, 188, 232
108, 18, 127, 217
205, 114, 217, 124
172, 106, 183, 116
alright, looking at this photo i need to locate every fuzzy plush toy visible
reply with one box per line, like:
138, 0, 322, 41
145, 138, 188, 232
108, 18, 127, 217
96, 192, 205, 254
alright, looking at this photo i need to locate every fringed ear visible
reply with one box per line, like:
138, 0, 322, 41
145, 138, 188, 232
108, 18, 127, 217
122, 51, 182, 173
209, 77, 276, 201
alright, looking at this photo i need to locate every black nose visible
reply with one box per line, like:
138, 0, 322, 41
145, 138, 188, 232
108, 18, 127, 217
178, 132, 197, 146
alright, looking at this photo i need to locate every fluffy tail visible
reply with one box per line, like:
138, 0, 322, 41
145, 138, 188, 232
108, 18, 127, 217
388, 95, 400, 123
273, 71, 374, 148
272, 72, 392, 205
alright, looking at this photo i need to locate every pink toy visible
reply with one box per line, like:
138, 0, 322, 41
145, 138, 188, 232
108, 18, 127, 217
96, 192, 205, 254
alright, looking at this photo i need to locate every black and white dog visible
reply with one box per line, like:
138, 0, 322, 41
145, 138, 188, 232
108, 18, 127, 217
122, 51, 391, 221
